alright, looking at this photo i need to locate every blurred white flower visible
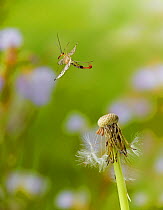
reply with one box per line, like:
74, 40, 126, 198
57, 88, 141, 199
133, 192, 149, 207
64, 112, 88, 134
6, 170, 48, 197
154, 155, 163, 174
0, 28, 23, 50
55, 189, 89, 209
16, 67, 55, 106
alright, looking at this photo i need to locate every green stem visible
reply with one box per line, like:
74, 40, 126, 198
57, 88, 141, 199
113, 153, 130, 210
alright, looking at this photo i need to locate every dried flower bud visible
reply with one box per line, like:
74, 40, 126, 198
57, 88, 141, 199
96, 113, 129, 164
97, 113, 119, 127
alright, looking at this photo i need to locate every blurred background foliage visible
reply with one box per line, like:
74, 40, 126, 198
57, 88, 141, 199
0, 0, 163, 209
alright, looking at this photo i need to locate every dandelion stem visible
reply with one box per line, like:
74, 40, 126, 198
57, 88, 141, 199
113, 152, 130, 210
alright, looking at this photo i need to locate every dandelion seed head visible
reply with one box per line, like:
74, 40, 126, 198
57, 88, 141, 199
97, 113, 119, 127
78, 113, 139, 170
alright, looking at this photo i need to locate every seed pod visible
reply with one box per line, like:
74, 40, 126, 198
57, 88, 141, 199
97, 113, 119, 127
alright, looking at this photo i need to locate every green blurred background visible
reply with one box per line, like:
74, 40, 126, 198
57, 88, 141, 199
0, 0, 163, 209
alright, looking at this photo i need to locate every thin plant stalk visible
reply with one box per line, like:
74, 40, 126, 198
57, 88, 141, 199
113, 152, 130, 210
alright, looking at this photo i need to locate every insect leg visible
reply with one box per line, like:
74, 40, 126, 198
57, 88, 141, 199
71, 60, 92, 69
58, 53, 64, 60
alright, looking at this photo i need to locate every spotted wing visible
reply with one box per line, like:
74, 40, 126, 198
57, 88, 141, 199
54, 61, 71, 81
68, 43, 78, 56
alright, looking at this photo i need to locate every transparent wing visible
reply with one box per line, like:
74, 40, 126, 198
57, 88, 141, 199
58, 58, 64, 65
68, 43, 78, 56
54, 61, 71, 81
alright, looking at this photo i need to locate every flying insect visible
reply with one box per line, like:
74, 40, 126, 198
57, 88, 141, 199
54, 35, 92, 81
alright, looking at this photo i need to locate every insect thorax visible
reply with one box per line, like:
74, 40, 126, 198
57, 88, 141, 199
63, 55, 71, 64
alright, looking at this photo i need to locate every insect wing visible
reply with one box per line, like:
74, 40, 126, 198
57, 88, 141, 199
54, 61, 71, 81
58, 58, 64, 65
68, 44, 78, 56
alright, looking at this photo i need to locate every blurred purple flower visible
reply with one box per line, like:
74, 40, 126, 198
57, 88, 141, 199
16, 67, 55, 106
6, 170, 48, 196
129, 98, 152, 117
133, 192, 149, 207
109, 99, 133, 125
132, 67, 157, 91
0, 28, 23, 50
0, 76, 4, 91
64, 112, 88, 134
55, 189, 89, 209
156, 65, 163, 87
108, 97, 153, 125
55, 190, 74, 209
154, 155, 163, 174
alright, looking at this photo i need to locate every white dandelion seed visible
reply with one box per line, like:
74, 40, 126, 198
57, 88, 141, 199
77, 130, 108, 172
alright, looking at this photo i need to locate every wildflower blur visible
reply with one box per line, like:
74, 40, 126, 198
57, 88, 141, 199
16, 67, 55, 106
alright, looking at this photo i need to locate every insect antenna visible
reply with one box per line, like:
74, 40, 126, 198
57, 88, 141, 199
57, 33, 63, 53
63, 42, 70, 53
